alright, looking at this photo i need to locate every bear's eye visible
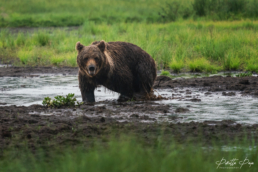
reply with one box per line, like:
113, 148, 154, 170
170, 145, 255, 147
94, 57, 99, 61
83, 57, 88, 61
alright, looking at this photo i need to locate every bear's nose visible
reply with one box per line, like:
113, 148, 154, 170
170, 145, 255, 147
89, 66, 95, 71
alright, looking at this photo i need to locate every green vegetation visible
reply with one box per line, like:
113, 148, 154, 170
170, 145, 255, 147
169, 59, 184, 73
188, 58, 221, 73
1, 0, 258, 72
223, 51, 241, 70
1, 21, 258, 72
1, 0, 258, 27
236, 71, 253, 77
0, 137, 257, 172
160, 70, 170, 76
245, 57, 258, 73
42, 93, 81, 108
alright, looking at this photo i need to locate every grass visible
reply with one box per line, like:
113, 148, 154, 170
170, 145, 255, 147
1, 0, 258, 27
33, 31, 50, 46
0, 136, 257, 172
160, 70, 170, 76
223, 51, 242, 71
0, 0, 167, 27
188, 58, 221, 73
1, 20, 258, 72
169, 59, 184, 73
245, 57, 258, 73
236, 72, 252, 77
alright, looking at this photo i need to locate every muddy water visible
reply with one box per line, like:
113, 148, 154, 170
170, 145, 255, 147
0, 75, 119, 106
1, 75, 258, 124
156, 88, 258, 124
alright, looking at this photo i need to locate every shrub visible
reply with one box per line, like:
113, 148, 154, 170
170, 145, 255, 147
193, 0, 207, 16
42, 93, 80, 108
159, 0, 193, 22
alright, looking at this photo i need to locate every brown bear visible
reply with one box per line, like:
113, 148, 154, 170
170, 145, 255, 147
76, 40, 157, 102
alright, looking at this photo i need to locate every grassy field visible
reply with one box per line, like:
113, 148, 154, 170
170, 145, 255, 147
0, 0, 172, 27
1, 20, 258, 73
1, 0, 258, 73
1, 1, 258, 171
0, 136, 257, 172
1, 0, 258, 27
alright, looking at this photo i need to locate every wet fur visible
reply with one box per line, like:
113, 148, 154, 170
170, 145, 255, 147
76, 41, 157, 102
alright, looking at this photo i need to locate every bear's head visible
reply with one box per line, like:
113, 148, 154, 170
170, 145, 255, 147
76, 41, 107, 77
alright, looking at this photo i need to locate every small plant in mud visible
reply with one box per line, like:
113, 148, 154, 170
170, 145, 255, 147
236, 72, 252, 77
160, 70, 170, 76
42, 93, 82, 108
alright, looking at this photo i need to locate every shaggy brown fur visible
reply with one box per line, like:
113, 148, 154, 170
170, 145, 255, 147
76, 40, 157, 102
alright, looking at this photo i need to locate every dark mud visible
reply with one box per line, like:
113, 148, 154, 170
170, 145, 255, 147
154, 75, 258, 96
1, 69, 258, 150
1, 103, 258, 151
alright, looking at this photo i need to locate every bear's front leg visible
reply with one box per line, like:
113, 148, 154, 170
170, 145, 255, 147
78, 72, 96, 102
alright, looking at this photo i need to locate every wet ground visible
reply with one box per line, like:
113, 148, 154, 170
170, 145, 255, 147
1, 75, 258, 124
1, 67, 258, 149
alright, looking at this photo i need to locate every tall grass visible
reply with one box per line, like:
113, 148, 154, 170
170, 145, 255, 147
169, 59, 184, 73
33, 31, 50, 46
1, 0, 258, 27
188, 57, 221, 72
0, 21, 258, 71
0, 137, 257, 172
223, 51, 241, 70
245, 57, 258, 72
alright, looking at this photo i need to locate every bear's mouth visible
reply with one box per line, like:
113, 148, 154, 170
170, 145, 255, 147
88, 70, 95, 76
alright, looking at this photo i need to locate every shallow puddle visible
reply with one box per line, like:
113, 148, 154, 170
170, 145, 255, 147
1, 75, 258, 124
0, 75, 119, 106
156, 88, 258, 124
0, 64, 11, 67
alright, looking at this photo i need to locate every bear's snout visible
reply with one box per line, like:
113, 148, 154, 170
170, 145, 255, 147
89, 65, 95, 71
88, 65, 96, 75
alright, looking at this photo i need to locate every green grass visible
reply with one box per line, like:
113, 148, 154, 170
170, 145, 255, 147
160, 70, 170, 76
1, 21, 258, 71
245, 57, 258, 73
223, 52, 242, 71
169, 59, 184, 73
0, 136, 257, 172
1, 0, 258, 27
188, 58, 221, 73
33, 31, 50, 46
236, 72, 252, 77
0, 0, 167, 27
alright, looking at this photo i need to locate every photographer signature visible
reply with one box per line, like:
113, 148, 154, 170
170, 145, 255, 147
216, 157, 254, 169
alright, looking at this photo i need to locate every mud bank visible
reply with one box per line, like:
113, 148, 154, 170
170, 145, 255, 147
1, 69, 258, 150
1, 104, 258, 150
154, 75, 258, 96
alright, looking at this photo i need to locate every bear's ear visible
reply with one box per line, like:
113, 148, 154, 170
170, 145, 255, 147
96, 40, 106, 52
75, 41, 84, 52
